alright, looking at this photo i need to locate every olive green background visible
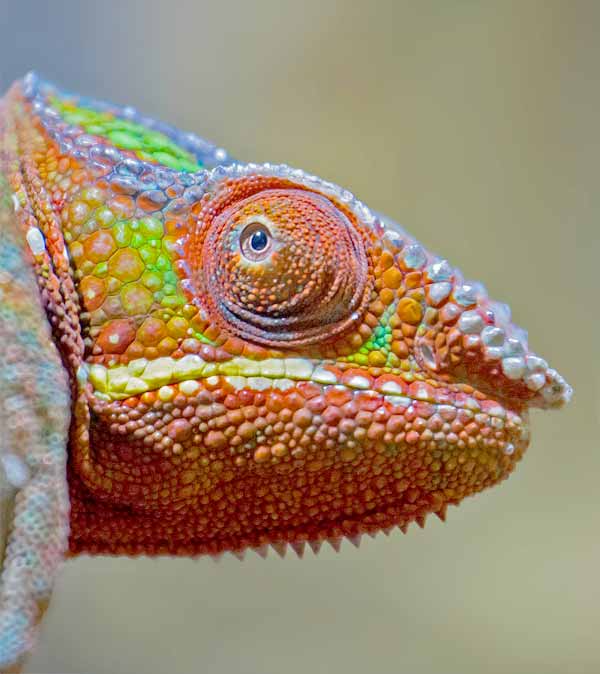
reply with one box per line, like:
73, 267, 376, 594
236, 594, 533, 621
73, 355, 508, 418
1, 1, 598, 673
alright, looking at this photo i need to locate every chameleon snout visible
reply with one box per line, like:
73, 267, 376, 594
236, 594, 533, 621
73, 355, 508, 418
408, 263, 573, 413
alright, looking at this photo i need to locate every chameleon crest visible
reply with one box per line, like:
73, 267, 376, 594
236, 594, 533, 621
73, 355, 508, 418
0, 74, 571, 667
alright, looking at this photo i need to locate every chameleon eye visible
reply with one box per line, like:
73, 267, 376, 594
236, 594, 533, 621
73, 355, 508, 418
240, 221, 272, 261
197, 182, 372, 347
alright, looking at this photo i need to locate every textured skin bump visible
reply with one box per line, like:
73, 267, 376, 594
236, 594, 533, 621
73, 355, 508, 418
0, 73, 571, 668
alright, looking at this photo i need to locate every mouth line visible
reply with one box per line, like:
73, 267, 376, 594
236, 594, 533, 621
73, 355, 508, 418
81, 355, 525, 423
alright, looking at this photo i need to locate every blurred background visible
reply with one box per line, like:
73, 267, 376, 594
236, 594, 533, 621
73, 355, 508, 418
1, 1, 598, 673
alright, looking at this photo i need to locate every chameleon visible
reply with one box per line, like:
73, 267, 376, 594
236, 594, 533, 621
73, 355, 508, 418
0, 73, 571, 670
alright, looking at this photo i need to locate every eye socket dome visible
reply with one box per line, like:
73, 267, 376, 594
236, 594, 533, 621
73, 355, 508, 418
196, 181, 373, 348
240, 221, 272, 261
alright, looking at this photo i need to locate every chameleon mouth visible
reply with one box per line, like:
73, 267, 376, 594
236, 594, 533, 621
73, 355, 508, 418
84, 348, 571, 412
83, 354, 531, 412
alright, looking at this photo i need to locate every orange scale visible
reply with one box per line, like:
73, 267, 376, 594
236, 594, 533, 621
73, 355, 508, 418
401, 323, 418, 339
265, 393, 285, 413
166, 316, 188, 339
340, 369, 374, 389
121, 283, 153, 314
296, 381, 322, 400
373, 373, 409, 394
108, 194, 135, 218
157, 337, 178, 357
137, 316, 167, 346
382, 267, 403, 290
69, 201, 90, 225
413, 401, 436, 419
71, 168, 89, 185
282, 391, 306, 410
403, 272, 422, 288
377, 250, 395, 271
165, 186, 181, 199
79, 276, 107, 312
105, 276, 120, 293
94, 178, 111, 192
124, 341, 145, 360
213, 347, 231, 361
354, 392, 384, 411
407, 381, 436, 402
202, 324, 221, 342
379, 288, 395, 305
102, 294, 123, 319
240, 342, 268, 359
57, 157, 70, 172
221, 336, 246, 356
96, 318, 137, 355
368, 299, 386, 317
108, 249, 144, 283
82, 229, 117, 264
143, 346, 160, 360
165, 219, 186, 236
325, 387, 353, 407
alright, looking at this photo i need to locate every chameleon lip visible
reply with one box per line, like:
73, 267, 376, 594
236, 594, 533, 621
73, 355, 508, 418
82, 355, 540, 424
85, 354, 444, 400
84, 350, 571, 411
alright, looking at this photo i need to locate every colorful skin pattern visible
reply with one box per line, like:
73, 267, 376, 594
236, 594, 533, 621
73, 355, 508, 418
0, 73, 572, 669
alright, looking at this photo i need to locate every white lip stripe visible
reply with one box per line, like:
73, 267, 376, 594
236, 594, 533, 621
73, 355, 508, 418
88, 356, 324, 398
84, 356, 512, 419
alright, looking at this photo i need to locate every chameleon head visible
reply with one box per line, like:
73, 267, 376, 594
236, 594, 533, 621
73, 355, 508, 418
0, 73, 575, 674
66, 167, 571, 555
12, 77, 570, 556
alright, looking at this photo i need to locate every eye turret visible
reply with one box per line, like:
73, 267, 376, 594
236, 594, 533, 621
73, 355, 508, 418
194, 182, 372, 348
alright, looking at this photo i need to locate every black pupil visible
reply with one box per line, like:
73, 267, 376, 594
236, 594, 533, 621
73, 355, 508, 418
250, 229, 268, 252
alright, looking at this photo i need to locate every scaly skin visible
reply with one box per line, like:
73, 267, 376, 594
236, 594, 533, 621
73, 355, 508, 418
0, 74, 571, 668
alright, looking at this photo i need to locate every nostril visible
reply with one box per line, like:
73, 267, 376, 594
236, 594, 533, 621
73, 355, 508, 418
538, 369, 573, 408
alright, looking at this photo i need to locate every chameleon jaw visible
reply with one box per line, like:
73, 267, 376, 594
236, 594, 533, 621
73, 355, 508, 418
67, 359, 532, 557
